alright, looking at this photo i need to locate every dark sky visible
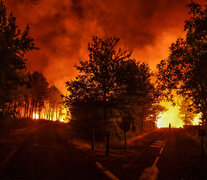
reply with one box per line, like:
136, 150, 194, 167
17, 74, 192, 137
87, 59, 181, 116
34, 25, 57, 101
5, 0, 206, 92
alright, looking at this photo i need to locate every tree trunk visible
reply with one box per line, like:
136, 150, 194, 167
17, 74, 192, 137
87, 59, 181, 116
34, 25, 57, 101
140, 106, 145, 133
52, 109, 54, 120
39, 106, 41, 120
91, 128, 95, 151
2, 104, 6, 117
27, 101, 29, 118
103, 90, 110, 155
124, 131, 127, 152
56, 108, 58, 120
106, 132, 110, 156
34, 100, 37, 118
24, 100, 27, 118
14, 101, 17, 119
30, 104, 33, 119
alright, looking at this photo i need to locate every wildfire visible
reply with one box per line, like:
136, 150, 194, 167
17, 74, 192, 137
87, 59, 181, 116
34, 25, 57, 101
32, 112, 39, 119
156, 101, 202, 128
192, 113, 202, 126
32, 108, 68, 123
157, 101, 184, 128
60, 118, 65, 122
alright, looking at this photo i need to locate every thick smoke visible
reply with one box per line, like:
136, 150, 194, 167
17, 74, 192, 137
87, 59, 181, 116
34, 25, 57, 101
5, 0, 204, 92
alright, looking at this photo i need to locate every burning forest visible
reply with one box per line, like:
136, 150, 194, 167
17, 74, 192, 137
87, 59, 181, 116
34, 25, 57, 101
0, 0, 207, 179
0, 0, 206, 132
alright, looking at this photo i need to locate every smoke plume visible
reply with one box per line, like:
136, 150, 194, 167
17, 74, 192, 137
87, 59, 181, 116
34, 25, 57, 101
5, 0, 205, 92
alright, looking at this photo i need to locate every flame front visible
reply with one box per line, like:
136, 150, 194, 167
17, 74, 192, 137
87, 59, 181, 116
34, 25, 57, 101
157, 101, 184, 128
192, 113, 202, 126
157, 101, 202, 128
31, 107, 68, 123
32, 112, 39, 119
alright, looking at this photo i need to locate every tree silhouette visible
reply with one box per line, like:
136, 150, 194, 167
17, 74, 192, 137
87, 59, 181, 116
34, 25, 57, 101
30, 71, 48, 119
48, 85, 62, 120
66, 36, 132, 154
0, 0, 37, 116
179, 98, 195, 125
116, 59, 154, 132
66, 36, 131, 125
65, 36, 155, 154
157, 2, 207, 125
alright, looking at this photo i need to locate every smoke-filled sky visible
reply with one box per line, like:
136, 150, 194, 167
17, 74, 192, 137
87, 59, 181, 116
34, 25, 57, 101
5, 0, 205, 92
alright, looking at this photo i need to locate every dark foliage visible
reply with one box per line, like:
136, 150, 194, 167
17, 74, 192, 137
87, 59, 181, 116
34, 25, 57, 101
157, 1, 207, 125
65, 36, 155, 138
0, 0, 37, 115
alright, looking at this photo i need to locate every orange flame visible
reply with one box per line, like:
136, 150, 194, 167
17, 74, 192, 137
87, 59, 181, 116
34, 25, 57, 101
192, 113, 202, 126
157, 101, 184, 128
32, 108, 68, 123
32, 112, 39, 119
157, 101, 202, 128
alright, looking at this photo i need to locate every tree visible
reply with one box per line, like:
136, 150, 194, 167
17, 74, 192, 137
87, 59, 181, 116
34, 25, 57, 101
179, 98, 195, 125
157, 1, 207, 125
116, 59, 155, 132
30, 71, 48, 119
66, 36, 132, 154
0, 0, 37, 116
48, 85, 62, 120
65, 36, 155, 154
66, 36, 131, 124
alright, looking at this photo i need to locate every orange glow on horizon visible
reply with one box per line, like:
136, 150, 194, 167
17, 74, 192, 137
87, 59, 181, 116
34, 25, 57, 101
157, 101, 184, 128
157, 101, 202, 128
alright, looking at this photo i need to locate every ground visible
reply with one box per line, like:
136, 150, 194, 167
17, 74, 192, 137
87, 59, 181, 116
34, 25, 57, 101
0, 122, 207, 180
